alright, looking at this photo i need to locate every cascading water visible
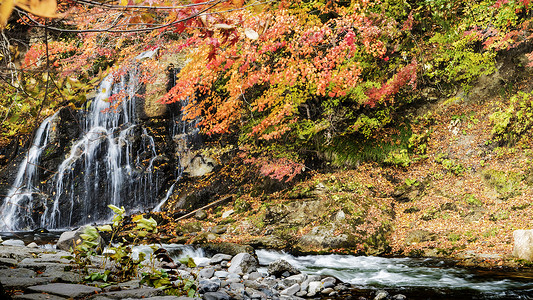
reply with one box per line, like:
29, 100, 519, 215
0, 56, 192, 231
0, 112, 59, 230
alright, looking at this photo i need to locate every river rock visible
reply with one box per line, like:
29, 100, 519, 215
203, 291, 230, 300
210, 253, 233, 265
228, 253, 258, 275
307, 281, 322, 297
199, 267, 215, 278
321, 276, 336, 288
199, 278, 221, 293
56, 226, 102, 251
392, 294, 407, 300
280, 283, 300, 296
214, 270, 229, 279
374, 289, 390, 300
267, 259, 300, 277
2, 239, 25, 247
513, 229, 533, 260
27, 242, 39, 248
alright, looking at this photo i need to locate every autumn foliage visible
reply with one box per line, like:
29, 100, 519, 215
4, 0, 533, 180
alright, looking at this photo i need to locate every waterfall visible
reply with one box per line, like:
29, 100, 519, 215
0, 112, 59, 231
0, 56, 192, 231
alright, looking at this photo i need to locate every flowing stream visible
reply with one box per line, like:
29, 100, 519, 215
126, 244, 533, 299
255, 250, 533, 299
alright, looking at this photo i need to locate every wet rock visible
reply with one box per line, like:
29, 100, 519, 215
203, 243, 254, 257
210, 253, 233, 265
27, 283, 101, 298
199, 267, 215, 278
267, 259, 300, 277
203, 291, 231, 300
297, 225, 353, 253
27, 242, 39, 248
280, 283, 300, 296
228, 253, 258, 275
56, 226, 102, 252
2, 239, 25, 247
321, 276, 336, 289
307, 281, 322, 296
513, 229, 533, 260
199, 278, 221, 293
392, 294, 407, 300
249, 235, 286, 249
374, 290, 389, 300
245, 272, 263, 281
214, 270, 229, 279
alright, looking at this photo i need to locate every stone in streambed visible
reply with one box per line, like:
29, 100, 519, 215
228, 253, 257, 275
374, 289, 389, 300
267, 259, 300, 277
27, 283, 101, 298
199, 278, 221, 293
1, 239, 25, 247
210, 253, 233, 265
199, 267, 215, 278
307, 281, 322, 297
280, 283, 300, 296
203, 291, 230, 300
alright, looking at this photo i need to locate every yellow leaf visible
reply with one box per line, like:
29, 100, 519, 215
0, 0, 14, 29
15, 0, 61, 18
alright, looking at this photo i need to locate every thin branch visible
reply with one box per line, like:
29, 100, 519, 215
16, 0, 223, 33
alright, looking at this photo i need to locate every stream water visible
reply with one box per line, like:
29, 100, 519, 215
128, 244, 533, 300
0, 233, 532, 299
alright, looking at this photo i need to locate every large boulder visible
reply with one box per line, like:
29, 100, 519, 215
513, 229, 533, 260
227, 253, 258, 275
267, 259, 300, 277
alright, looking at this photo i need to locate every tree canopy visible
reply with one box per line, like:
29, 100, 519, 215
2, 0, 533, 181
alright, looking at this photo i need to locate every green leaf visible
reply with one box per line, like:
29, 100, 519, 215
97, 224, 113, 232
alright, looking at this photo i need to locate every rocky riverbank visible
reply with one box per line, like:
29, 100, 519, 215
0, 238, 409, 300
